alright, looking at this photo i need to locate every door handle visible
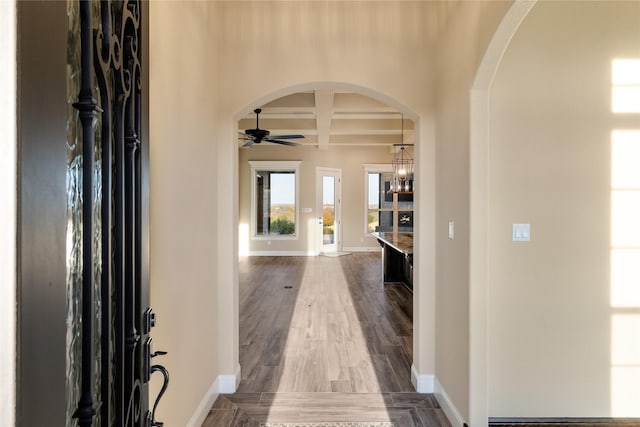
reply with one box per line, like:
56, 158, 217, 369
148, 351, 169, 427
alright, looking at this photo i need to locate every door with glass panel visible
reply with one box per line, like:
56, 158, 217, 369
65, 2, 167, 427
316, 168, 342, 254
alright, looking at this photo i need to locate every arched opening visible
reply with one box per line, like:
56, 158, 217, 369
470, 0, 640, 422
227, 81, 435, 396
149, 3, 440, 423
469, 1, 537, 425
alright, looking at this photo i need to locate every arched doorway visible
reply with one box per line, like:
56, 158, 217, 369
224, 82, 436, 395
468, 1, 546, 425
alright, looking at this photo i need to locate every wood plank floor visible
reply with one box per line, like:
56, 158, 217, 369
204, 392, 451, 426
203, 253, 450, 426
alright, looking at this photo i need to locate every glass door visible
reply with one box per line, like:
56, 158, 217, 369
316, 168, 341, 254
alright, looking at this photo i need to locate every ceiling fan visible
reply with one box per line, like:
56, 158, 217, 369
240, 108, 305, 147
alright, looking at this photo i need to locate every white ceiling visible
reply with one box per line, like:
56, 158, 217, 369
238, 90, 415, 149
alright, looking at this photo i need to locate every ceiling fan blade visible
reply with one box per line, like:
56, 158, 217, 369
240, 110, 302, 147
265, 138, 300, 146
269, 134, 305, 140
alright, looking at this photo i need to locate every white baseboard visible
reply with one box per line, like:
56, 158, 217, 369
186, 378, 219, 427
434, 377, 466, 427
410, 364, 434, 393
218, 364, 241, 393
186, 366, 241, 427
409, 368, 466, 427
341, 246, 380, 253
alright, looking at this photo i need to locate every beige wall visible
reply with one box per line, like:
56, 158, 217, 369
147, 0, 640, 425
239, 145, 395, 254
149, 2, 220, 425
212, 0, 440, 405
149, 1, 440, 424
5, 0, 631, 424
434, 0, 512, 421
488, 0, 640, 417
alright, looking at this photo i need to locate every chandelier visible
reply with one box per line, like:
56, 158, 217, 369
389, 115, 414, 193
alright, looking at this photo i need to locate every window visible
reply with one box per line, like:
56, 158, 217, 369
364, 164, 393, 233
249, 161, 301, 239
364, 164, 414, 234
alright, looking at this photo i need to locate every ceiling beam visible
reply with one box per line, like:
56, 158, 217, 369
332, 112, 404, 120
246, 112, 316, 120
314, 89, 334, 151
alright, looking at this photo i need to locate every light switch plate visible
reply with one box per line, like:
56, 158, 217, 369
448, 221, 455, 239
512, 223, 530, 241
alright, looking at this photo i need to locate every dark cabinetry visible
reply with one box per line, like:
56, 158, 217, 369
372, 232, 413, 291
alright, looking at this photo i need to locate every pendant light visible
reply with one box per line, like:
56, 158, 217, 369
390, 114, 413, 193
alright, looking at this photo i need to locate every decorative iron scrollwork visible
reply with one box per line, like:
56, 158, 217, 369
71, 2, 101, 426
71, 1, 167, 426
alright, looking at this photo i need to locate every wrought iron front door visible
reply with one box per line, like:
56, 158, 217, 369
67, 1, 167, 426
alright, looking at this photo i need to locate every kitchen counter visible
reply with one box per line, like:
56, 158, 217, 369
371, 232, 413, 255
371, 232, 413, 290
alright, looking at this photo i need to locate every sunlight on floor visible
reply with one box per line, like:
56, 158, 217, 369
610, 58, 640, 416
271, 257, 391, 422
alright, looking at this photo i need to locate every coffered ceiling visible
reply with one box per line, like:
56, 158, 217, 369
238, 90, 415, 149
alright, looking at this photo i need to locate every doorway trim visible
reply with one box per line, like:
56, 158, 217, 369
0, 1, 17, 425
228, 81, 433, 396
